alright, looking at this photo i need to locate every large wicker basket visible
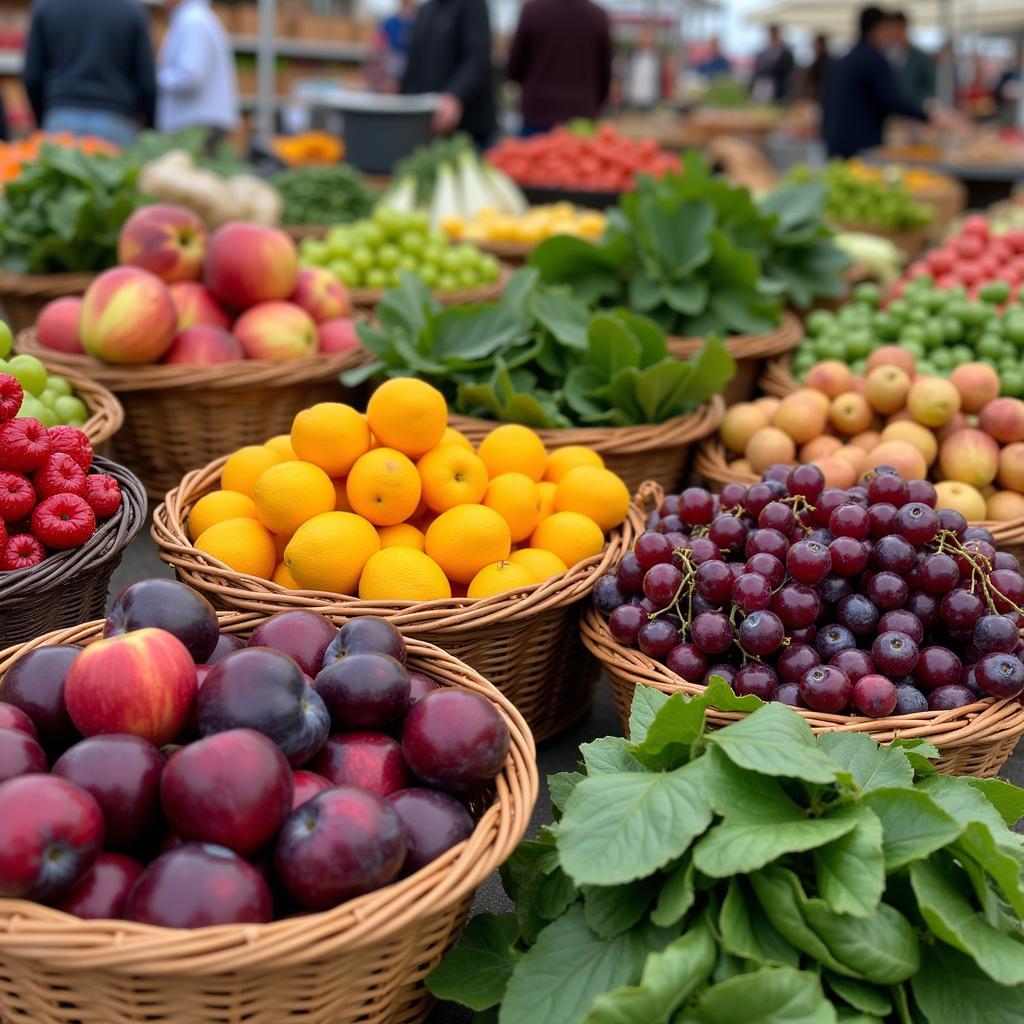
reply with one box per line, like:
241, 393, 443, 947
17, 330, 370, 499
57, 365, 124, 449
668, 312, 803, 404
151, 457, 635, 741
449, 395, 725, 495
0, 269, 94, 334
0, 457, 146, 647
759, 353, 800, 398
0, 612, 537, 1024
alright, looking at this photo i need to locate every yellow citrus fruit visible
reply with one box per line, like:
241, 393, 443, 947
530, 511, 604, 568
417, 444, 489, 513
537, 481, 557, 520
366, 378, 447, 458
273, 562, 302, 589
284, 512, 380, 594
220, 446, 284, 500
332, 478, 353, 512
467, 560, 537, 599
440, 426, 474, 452
195, 518, 276, 579
477, 424, 548, 482
253, 461, 336, 536
265, 434, 298, 460
291, 403, 370, 477
271, 531, 291, 560
187, 490, 257, 542
509, 548, 568, 582
378, 522, 426, 550
483, 472, 542, 543
425, 504, 512, 584
346, 448, 422, 526
358, 547, 451, 602
544, 445, 605, 483
553, 466, 630, 532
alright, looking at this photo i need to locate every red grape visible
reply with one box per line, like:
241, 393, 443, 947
787, 464, 825, 502
679, 487, 715, 527
877, 609, 924, 644
852, 675, 898, 717
738, 611, 785, 657
777, 643, 821, 684
927, 685, 976, 710
666, 643, 708, 682
638, 619, 680, 659
816, 623, 857, 661
830, 648, 874, 683
787, 540, 832, 584
734, 663, 778, 700
609, 605, 646, 645
634, 532, 673, 570
746, 552, 785, 588
771, 584, 821, 629
691, 612, 734, 655
617, 552, 645, 592
914, 646, 962, 691
871, 631, 920, 676
893, 502, 939, 545
828, 537, 869, 577
800, 665, 852, 713
643, 564, 683, 607
975, 653, 1024, 698
732, 572, 772, 613
695, 560, 733, 605
829, 504, 869, 540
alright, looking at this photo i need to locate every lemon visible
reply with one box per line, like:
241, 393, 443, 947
467, 560, 537, 599
358, 547, 451, 602
284, 512, 380, 594
187, 490, 257, 542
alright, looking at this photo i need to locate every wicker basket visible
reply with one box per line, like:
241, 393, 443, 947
348, 265, 511, 309
759, 354, 800, 398
0, 612, 537, 1024
151, 457, 635, 741
283, 224, 329, 242
911, 179, 967, 235
668, 312, 803, 405
17, 330, 370, 500
449, 395, 725, 495
0, 457, 146, 648
0, 269, 95, 334
57, 365, 124, 449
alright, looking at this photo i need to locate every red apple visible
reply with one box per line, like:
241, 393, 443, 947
54, 852, 144, 920
310, 732, 411, 796
168, 281, 231, 331
387, 788, 474, 874
247, 610, 338, 677
117, 204, 207, 284
79, 267, 178, 364
292, 769, 332, 809
162, 325, 244, 365
0, 727, 47, 782
317, 317, 361, 355
289, 267, 350, 323
204, 222, 298, 310
0, 644, 80, 752
64, 628, 197, 747
233, 301, 317, 361
36, 297, 85, 354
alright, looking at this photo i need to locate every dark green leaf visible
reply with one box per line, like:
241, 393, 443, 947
500, 838, 578, 944
583, 878, 660, 938
664, 279, 710, 316
719, 878, 800, 966
813, 803, 886, 918
824, 974, 892, 1018
432, 303, 532, 362
550, 772, 585, 814
680, 966, 837, 1024
666, 336, 736, 413
651, 857, 696, 928
863, 789, 963, 871
629, 270, 664, 313
920, 775, 1015, 843
427, 913, 519, 1009
952, 821, 1024, 919
530, 290, 591, 349
911, 942, 1024, 1024
636, 197, 714, 276
817, 733, 913, 793
966, 778, 1024, 827
588, 314, 643, 378
628, 692, 705, 770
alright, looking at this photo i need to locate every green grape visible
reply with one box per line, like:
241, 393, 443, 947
330, 261, 358, 286
47, 375, 72, 398
0, 321, 11, 360
377, 245, 401, 269
480, 256, 500, 283
420, 266, 440, 288
366, 268, 388, 289
459, 268, 479, 288
350, 246, 374, 272
8, 354, 48, 397
438, 274, 459, 292
441, 250, 462, 272
400, 231, 424, 255
54, 395, 87, 423
977, 334, 1004, 360
930, 349, 953, 371
850, 359, 867, 375
17, 394, 47, 420
1001, 370, 1024, 397
39, 388, 60, 409
397, 255, 418, 273
916, 361, 937, 376
362, 223, 386, 248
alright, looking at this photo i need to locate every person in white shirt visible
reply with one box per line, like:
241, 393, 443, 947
158, 0, 239, 152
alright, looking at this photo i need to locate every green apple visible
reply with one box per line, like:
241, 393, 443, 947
0, 321, 12, 360
7, 354, 48, 397
55, 395, 88, 423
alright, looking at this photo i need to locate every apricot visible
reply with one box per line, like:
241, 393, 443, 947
829, 392, 874, 435
907, 377, 961, 428
979, 397, 1024, 444
800, 435, 843, 462
935, 412, 968, 444
720, 403, 769, 455
934, 480, 987, 522
814, 457, 856, 489
746, 427, 796, 472
849, 430, 882, 452
864, 366, 912, 416
867, 440, 927, 481
880, 421, 938, 466
789, 388, 831, 414
753, 397, 781, 418
729, 458, 755, 477
772, 396, 828, 444
866, 345, 916, 376
998, 443, 1024, 493
834, 445, 867, 476
938, 428, 1000, 489
950, 363, 1001, 415
805, 360, 854, 399
987, 491, 1024, 522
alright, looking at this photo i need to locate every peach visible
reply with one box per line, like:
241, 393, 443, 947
834, 445, 867, 475
162, 325, 244, 366
720, 403, 769, 454
36, 297, 84, 354
317, 318, 361, 355
233, 301, 317, 361
867, 440, 927, 481
789, 388, 831, 415
745, 427, 796, 472
752, 397, 780, 418
289, 268, 350, 323
907, 377, 961, 428
117, 204, 206, 284
880, 421, 938, 466
979, 397, 1024, 444
934, 480, 987, 522
950, 363, 1001, 414
729, 458, 754, 476
987, 490, 1024, 522
168, 282, 231, 332
79, 267, 178, 364
814, 457, 856, 489
204, 222, 298, 310
998, 443, 1024, 493
772, 396, 827, 444
829, 392, 873, 435
935, 412, 968, 444
866, 345, 916, 376
937, 428, 1000, 489
849, 430, 882, 452
864, 366, 911, 415
982, 484, 997, 500
800, 435, 843, 462
805, 361, 853, 398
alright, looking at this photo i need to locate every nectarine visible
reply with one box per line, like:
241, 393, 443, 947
720, 403, 768, 455
934, 480, 987, 521
907, 378, 961, 428
805, 361, 853, 398
950, 363, 1001, 414
938, 428, 1000, 489
867, 440, 927, 481
745, 428, 796, 472
864, 366, 911, 415
829, 392, 873, 435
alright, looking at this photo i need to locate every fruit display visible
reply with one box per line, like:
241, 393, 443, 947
487, 123, 681, 192
596, 464, 1024, 717
0, 583, 511, 925
0, 372, 121, 572
0, 329, 89, 428
272, 164, 377, 227
441, 203, 606, 247
187, 378, 630, 600
299, 205, 500, 294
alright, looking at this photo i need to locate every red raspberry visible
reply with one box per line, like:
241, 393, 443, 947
82, 473, 122, 519
31, 494, 96, 550
0, 471, 35, 523
0, 533, 45, 571
0, 518, 6, 549
33, 452, 87, 499
0, 418, 52, 472
0, 374, 23, 423
48, 425, 93, 472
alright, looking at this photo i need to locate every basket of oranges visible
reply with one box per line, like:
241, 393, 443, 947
152, 379, 635, 740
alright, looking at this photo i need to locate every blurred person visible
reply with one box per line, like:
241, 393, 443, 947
402, 0, 496, 147
750, 25, 795, 103
888, 12, 935, 108
803, 34, 831, 104
995, 44, 1022, 125
378, 0, 416, 88
22, 0, 156, 146
506, 0, 612, 135
158, 0, 239, 153
624, 26, 663, 109
696, 38, 732, 79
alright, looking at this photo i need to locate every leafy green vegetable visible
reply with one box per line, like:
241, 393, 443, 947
272, 164, 377, 226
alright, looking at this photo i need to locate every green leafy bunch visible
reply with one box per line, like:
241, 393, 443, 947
429, 684, 1024, 1024
346, 268, 735, 429
271, 164, 377, 227
392, 133, 474, 206
528, 153, 850, 336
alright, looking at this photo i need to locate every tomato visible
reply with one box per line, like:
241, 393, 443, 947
954, 234, 985, 259
963, 214, 989, 238
926, 248, 955, 274
1005, 229, 1024, 254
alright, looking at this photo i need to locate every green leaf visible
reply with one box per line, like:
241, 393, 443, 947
588, 314, 643, 378
702, 674, 765, 713
500, 838, 578, 944
817, 733, 913, 793
628, 692, 705, 770
432, 302, 532, 362
863, 789, 963, 871
427, 913, 519, 1010
629, 269, 664, 313
719, 879, 800, 966
651, 857, 696, 928
911, 942, 1024, 1024
708, 703, 838, 783
629, 686, 671, 741
664, 279, 709, 316
680, 966, 838, 1024
889, 738, 940, 779
813, 803, 886, 918
550, 772, 585, 814
952, 821, 1024, 919
583, 878, 660, 939
824, 974, 892, 1018
668, 336, 736, 411
636, 197, 714, 276
581, 737, 647, 775
966, 778, 1024, 827
530, 290, 590, 349
699, 746, 805, 823
920, 775, 1016, 843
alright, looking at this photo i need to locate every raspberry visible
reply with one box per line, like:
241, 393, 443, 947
0, 518, 6, 548
33, 452, 87, 499
0, 418, 52, 472
0, 533, 45, 571
0, 374, 23, 423
82, 473, 122, 519
0, 471, 35, 523
31, 493, 96, 550
48, 425, 93, 472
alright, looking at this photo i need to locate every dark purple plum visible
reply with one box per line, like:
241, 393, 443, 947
247, 611, 338, 677
388, 788, 474, 875
315, 653, 411, 731
105, 579, 219, 663
322, 618, 406, 668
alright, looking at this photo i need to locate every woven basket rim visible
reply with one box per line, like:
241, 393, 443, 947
668, 310, 803, 360
0, 267, 96, 295
0, 611, 538, 973
348, 263, 512, 309
51, 363, 125, 447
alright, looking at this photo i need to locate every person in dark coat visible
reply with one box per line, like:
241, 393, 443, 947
751, 25, 795, 103
803, 34, 831, 104
889, 11, 936, 109
401, 0, 496, 149
506, 0, 612, 135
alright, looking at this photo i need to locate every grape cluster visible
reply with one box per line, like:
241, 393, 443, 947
594, 463, 1024, 717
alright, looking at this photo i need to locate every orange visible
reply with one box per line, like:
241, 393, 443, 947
358, 547, 451, 602
284, 512, 380, 594
477, 424, 547, 482
366, 378, 447, 458
220, 446, 284, 500
417, 445, 489, 512
291, 403, 369, 477
537, 481, 557, 520
553, 466, 629, 532
544, 446, 604, 483
467, 560, 537, 599
332, 478, 353, 512
483, 472, 542, 543
530, 511, 604, 568
187, 490, 257, 542
509, 548, 568, 582
264, 434, 298, 461
253, 461, 336, 536
346, 448, 422, 526
195, 518, 276, 580
425, 504, 512, 584
272, 562, 302, 590
440, 426, 474, 452
378, 523, 426, 551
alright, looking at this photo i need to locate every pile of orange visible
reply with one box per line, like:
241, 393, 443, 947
189, 378, 630, 600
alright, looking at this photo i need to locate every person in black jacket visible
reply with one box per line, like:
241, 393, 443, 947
23, 0, 157, 146
401, 0, 496, 149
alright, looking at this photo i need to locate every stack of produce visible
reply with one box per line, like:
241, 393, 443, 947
272, 164, 377, 228
0, 132, 118, 183
0, 580, 510, 925
441, 203, 606, 247
0, 329, 88, 428
188, 378, 631, 600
